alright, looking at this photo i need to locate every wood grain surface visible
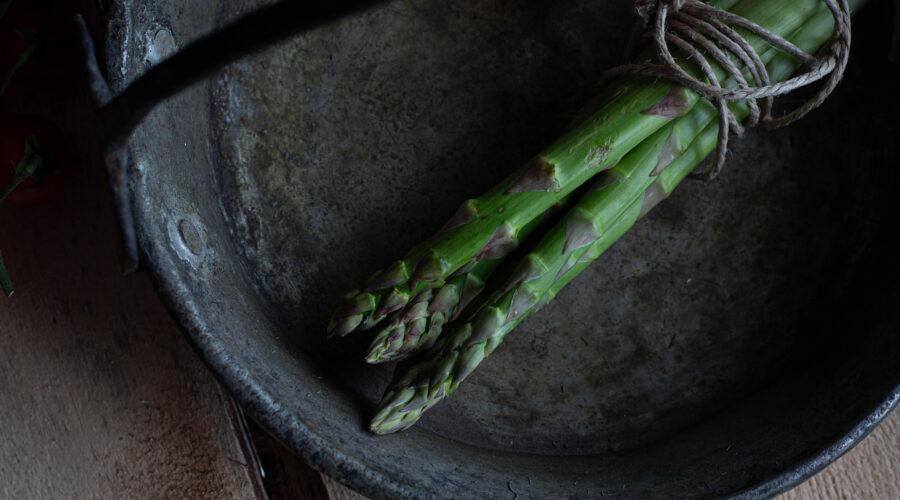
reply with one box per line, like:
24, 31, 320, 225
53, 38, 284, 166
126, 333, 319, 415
0, 7, 256, 496
0, 160, 261, 495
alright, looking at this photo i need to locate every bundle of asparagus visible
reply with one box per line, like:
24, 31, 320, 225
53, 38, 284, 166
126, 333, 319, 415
327, 0, 862, 434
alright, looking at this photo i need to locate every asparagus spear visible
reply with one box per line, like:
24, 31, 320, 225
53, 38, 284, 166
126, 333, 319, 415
364, 257, 494, 364
363, 0, 853, 362
326, 0, 821, 338
369, 0, 864, 434
370, 195, 646, 434
365, 103, 713, 364
371, 126, 710, 433
365, 194, 577, 364
369, 117, 699, 434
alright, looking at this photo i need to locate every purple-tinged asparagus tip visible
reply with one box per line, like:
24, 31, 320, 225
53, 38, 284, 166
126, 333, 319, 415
428, 284, 461, 315
398, 388, 431, 414
506, 287, 538, 324
431, 312, 449, 328
437, 199, 480, 235
563, 211, 601, 255
409, 252, 443, 293
332, 291, 376, 318
367, 323, 415, 363
467, 307, 505, 345
364, 260, 409, 292
371, 410, 420, 435
429, 383, 447, 401
475, 224, 517, 260
327, 313, 365, 338
380, 387, 416, 411
410, 372, 433, 391
502, 255, 546, 294
366, 326, 408, 363
651, 130, 682, 176
456, 344, 486, 383
407, 289, 432, 312
406, 317, 427, 340
642, 87, 692, 118
429, 352, 459, 390
402, 292, 432, 322
453, 277, 485, 321
505, 156, 561, 194
375, 288, 410, 318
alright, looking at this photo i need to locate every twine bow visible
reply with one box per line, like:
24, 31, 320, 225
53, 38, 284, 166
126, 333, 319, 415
609, 0, 852, 179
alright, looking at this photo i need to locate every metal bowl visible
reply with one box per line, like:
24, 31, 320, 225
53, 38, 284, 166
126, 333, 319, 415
102, 0, 900, 497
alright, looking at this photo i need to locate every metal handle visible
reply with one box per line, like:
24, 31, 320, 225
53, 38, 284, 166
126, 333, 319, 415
76, 0, 393, 273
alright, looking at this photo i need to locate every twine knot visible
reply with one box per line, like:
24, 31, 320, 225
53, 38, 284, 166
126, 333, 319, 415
610, 0, 852, 179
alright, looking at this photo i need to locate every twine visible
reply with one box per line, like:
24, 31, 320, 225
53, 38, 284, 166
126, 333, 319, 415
607, 0, 852, 179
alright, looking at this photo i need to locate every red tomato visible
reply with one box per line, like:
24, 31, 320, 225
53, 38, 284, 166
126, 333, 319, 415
0, 115, 69, 205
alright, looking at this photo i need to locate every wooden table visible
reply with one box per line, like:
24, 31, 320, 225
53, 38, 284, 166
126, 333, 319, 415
1, 4, 898, 497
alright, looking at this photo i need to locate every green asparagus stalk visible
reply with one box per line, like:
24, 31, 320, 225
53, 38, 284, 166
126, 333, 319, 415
369, 116, 702, 434
326, 0, 823, 339
370, 123, 716, 434
370, 195, 646, 434
365, 102, 713, 364
369, 0, 865, 434
363, 0, 856, 363
364, 259, 495, 364
365, 193, 579, 364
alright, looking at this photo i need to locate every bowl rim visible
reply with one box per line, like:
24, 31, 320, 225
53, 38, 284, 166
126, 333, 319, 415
135, 241, 900, 498
101, 1, 900, 497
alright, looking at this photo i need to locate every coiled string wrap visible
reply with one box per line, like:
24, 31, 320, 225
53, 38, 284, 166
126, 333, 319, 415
606, 0, 852, 179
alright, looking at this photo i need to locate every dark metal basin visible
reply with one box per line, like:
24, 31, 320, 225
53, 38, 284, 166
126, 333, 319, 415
101, 0, 900, 497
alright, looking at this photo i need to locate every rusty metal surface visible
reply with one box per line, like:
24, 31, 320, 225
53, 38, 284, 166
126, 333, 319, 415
103, 0, 900, 498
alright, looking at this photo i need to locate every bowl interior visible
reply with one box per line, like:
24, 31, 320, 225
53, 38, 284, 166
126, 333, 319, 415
109, 0, 900, 497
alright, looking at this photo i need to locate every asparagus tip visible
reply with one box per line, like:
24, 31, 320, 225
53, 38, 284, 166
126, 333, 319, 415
327, 313, 364, 338
506, 288, 538, 324
651, 129, 682, 176
474, 224, 517, 261
563, 212, 601, 255
427, 283, 461, 315
409, 252, 443, 293
502, 255, 546, 294
641, 87, 692, 118
505, 155, 561, 194
437, 199, 480, 235
363, 261, 409, 292
374, 288, 409, 318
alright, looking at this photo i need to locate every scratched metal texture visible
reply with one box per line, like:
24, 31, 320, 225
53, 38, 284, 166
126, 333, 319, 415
104, 0, 900, 498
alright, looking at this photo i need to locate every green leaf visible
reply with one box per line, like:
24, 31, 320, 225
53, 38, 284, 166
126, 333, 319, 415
1, 134, 55, 204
